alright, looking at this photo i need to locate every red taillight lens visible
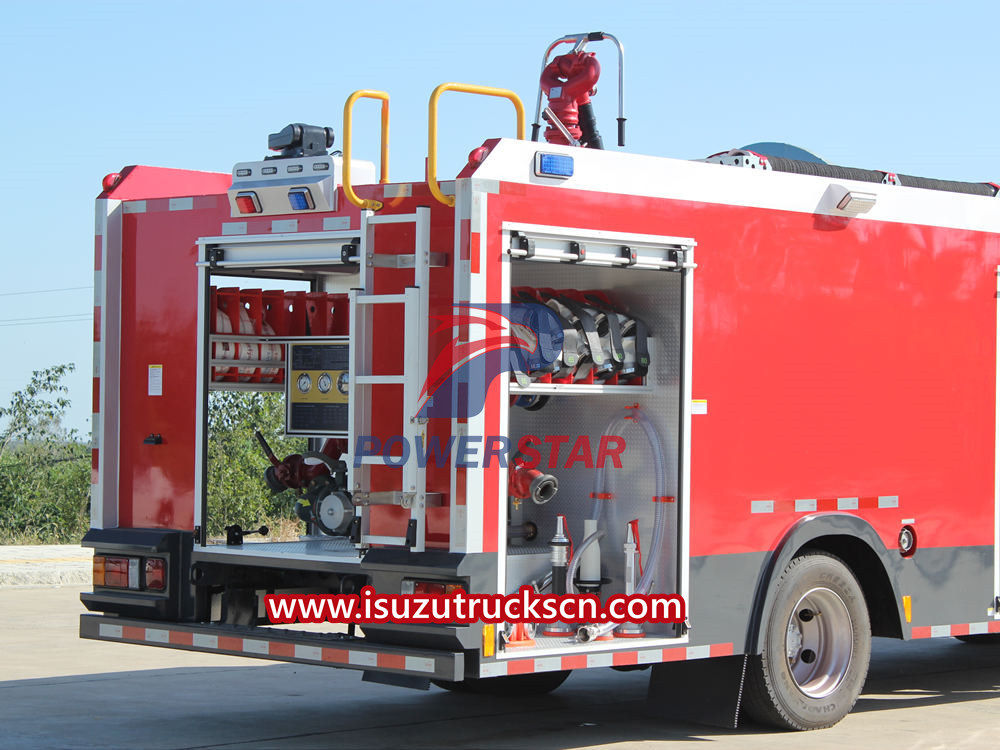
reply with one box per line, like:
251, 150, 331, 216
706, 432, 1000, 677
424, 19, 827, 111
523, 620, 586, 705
102, 556, 131, 588
413, 582, 446, 595
235, 191, 261, 214
145, 558, 166, 590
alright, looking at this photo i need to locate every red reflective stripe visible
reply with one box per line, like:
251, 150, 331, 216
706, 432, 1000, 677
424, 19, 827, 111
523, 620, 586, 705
951, 623, 970, 637
613, 651, 638, 666
322, 647, 349, 663
93, 307, 101, 342
377, 653, 406, 671
652, 496, 675, 503
910, 626, 932, 639
661, 647, 686, 661
710, 643, 734, 657
507, 659, 534, 675
218, 636, 243, 652
269, 642, 294, 658
989, 621, 1000, 634
122, 626, 145, 641
169, 630, 193, 646
561, 654, 588, 670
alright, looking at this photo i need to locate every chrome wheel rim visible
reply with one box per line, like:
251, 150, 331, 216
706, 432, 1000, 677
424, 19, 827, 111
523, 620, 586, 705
784, 586, 853, 698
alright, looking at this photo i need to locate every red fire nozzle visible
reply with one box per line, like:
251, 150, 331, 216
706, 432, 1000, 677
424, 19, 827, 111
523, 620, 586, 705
509, 462, 559, 505
540, 51, 601, 146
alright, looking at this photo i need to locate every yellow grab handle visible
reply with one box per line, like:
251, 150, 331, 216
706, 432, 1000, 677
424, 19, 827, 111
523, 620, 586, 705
427, 83, 526, 207
342, 90, 390, 211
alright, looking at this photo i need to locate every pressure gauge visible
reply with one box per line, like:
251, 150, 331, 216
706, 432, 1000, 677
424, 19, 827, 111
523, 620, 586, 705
296, 373, 312, 393
317, 372, 333, 394
337, 372, 349, 395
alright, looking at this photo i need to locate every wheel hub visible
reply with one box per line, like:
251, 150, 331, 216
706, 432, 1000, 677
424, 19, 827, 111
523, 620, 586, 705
784, 586, 854, 698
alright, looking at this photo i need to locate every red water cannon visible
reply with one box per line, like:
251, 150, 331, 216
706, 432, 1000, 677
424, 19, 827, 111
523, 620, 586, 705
532, 32, 627, 149
540, 51, 602, 148
255, 430, 347, 491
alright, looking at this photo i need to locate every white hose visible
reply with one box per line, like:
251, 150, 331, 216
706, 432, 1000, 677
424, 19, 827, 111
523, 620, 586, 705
573, 409, 672, 642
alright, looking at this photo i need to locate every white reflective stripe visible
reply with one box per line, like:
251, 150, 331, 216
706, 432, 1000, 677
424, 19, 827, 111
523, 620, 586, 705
969, 621, 990, 635
750, 500, 773, 514
384, 183, 412, 198
123, 200, 146, 213
91, 415, 100, 449
193, 633, 218, 649
169, 197, 194, 211
469, 178, 500, 195
795, 499, 817, 513
99, 623, 122, 638
348, 651, 377, 667
323, 216, 350, 231
837, 497, 859, 510
586, 652, 613, 668
272, 219, 298, 233
145, 628, 170, 644
533, 656, 562, 673
243, 639, 269, 655
930, 625, 951, 638
294, 645, 322, 661
686, 645, 711, 660
480, 661, 507, 678
404, 656, 435, 673
222, 222, 248, 235
636, 648, 662, 664
93, 341, 102, 377
878, 495, 899, 508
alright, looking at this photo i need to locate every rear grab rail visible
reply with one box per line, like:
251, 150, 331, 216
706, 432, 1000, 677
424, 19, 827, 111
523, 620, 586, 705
427, 82, 526, 207
342, 89, 391, 211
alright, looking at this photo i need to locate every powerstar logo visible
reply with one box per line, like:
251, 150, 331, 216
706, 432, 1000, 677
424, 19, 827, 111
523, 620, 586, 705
415, 303, 564, 419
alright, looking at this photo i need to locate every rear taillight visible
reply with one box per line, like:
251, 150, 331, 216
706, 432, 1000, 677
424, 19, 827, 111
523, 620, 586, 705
145, 558, 166, 590
401, 579, 465, 595
92, 555, 161, 591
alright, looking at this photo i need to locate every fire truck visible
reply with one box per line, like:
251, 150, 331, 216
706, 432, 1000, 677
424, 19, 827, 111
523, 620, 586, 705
80, 32, 1000, 730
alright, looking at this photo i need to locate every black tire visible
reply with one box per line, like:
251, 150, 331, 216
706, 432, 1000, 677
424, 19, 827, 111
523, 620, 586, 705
431, 670, 570, 696
955, 634, 1000, 644
743, 552, 871, 730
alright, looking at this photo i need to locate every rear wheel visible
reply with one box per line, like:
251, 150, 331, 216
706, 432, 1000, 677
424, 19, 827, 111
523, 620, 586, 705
432, 670, 570, 696
743, 552, 871, 730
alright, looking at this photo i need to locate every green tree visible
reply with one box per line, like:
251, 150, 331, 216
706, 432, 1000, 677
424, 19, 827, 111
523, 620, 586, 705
206, 391, 306, 537
0, 364, 90, 543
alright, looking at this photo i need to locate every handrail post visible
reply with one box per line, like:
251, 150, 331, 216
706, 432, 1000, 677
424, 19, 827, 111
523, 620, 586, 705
427, 83, 526, 208
343, 90, 390, 211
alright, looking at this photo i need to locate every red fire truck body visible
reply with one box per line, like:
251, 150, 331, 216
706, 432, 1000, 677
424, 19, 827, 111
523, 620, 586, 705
80, 45, 1000, 730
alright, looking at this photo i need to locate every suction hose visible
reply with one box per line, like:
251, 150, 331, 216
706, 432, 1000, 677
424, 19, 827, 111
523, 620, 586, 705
576, 410, 672, 641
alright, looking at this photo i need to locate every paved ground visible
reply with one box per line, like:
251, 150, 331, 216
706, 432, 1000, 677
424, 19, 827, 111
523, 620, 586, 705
0, 544, 92, 587
1, 586, 999, 749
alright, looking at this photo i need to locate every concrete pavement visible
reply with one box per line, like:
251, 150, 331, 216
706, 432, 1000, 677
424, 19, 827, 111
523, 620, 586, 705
1, 586, 999, 749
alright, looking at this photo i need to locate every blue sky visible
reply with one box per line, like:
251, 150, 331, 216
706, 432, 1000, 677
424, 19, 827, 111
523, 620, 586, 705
1, 0, 998, 433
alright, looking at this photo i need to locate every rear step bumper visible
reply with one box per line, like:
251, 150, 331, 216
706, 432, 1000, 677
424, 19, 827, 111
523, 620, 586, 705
80, 614, 464, 681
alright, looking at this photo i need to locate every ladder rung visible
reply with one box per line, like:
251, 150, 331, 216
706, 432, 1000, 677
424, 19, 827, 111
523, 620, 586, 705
353, 375, 405, 385
355, 294, 407, 305
367, 213, 418, 225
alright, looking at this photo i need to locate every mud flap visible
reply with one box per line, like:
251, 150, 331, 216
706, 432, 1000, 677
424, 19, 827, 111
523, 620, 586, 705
646, 654, 747, 728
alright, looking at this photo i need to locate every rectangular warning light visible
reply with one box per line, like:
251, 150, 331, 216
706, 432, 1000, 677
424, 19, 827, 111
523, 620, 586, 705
534, 152, 574, 179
